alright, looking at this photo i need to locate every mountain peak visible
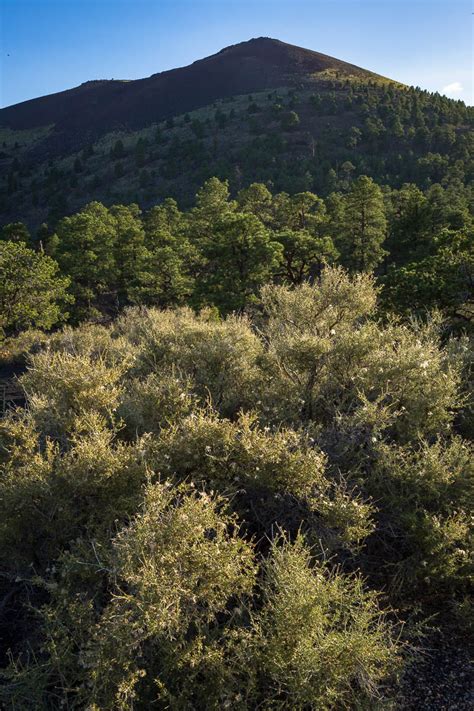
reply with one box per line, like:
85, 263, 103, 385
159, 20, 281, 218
217, 36, 282, 52
0, 37, 381, 152
206, 36, 375, 80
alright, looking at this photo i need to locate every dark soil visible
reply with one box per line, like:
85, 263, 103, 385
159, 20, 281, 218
396, 631, 473, 710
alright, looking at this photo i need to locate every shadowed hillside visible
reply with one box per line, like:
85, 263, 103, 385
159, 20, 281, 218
0, 38, 381, 154
0, 37, 470, 231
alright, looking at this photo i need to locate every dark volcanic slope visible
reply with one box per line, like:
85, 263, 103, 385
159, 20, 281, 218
0, 37, 379, 153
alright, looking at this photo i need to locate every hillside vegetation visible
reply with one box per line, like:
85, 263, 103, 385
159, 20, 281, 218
1, 174, 472, 335
0, 38, 472, 229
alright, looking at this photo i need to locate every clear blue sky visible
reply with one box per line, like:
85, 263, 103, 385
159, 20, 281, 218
1, 0, 472, 108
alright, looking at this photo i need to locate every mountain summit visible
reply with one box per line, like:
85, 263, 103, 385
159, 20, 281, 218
0, 37, 382, 152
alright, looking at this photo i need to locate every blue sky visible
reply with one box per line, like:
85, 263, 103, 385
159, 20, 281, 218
1, 0, 472, 108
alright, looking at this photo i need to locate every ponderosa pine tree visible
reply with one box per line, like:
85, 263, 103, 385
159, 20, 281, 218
55, 202, 117, 316
0, 241, 72, 336
110, 203, 148, 306
0, 221, 31, 245
274, 229, 338, 284
337, 175, 387, 272
237, 182, 273, 223
387, 183, 429, 263
192, 177, 235, 230
195, 211, 282, 312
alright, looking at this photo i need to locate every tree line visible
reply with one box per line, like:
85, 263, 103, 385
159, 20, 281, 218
1, 174, 472, 339
2, 78, 472, 230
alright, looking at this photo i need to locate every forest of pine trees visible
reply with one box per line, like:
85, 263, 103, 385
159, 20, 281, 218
1, 174, 472, 334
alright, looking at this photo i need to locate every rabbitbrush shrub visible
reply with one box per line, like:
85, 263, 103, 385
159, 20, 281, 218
0, 265, 471, 709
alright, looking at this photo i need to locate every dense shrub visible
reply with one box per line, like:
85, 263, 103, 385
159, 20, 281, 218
368, 437, 473, 600
0, 415, 148, 568
118, 370, 197, 437
1, 484, 257, 709
151, 409, 373, 544
238, 536, 400, 710
0, 265, 471, 709
20, 349, 126, 443
260, 276, 464, 454
115, 306, 263, 416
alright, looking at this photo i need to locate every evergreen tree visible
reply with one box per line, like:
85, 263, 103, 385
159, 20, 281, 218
281, 110, 300, 130
337, 176, 388, 272
274, 229, 338, 284
0, 240, 72, 336
0, 221, 31, 245
237, 182, 273, 223
110, 204, 148, 306
110, 139, 125, 160
55, 202, 117, 316
195, 212, 282, 312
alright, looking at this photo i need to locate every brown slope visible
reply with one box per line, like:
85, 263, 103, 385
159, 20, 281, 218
0, 38, 379, 155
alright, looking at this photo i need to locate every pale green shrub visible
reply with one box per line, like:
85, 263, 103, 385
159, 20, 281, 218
0, 414, 148, 568
46, 322, 137, 369
22, 483, 256, 710
1, 264, 470, 710
20, 349, 126, 442
0, 327, 49, 363
0, 497, 398, 711
260, 274, 463, 446
109, 482, 256, 637
115, 306, 263, 415
152, 410, 373, 545
339, 319, 460, 439
237, 535, 400, 710
118, 370, 197, 437
261, 266, 378, 341
259, 268, 379, 424
445, 333, 474, 439
368, 437, 473, 599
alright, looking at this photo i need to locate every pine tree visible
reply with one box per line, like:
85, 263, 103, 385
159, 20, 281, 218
338, 176, 387, 272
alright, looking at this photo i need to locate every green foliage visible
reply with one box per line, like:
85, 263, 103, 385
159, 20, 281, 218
237, 182, 273, 222
0, 257, 471, 708
382, 228, 474, 324
240, 536, 400, 710
2, 171, 470, 330
0, 240, 72, 337
368, 438, 473, 600
54, 201, 117, 316
134, 200, 196, 307
281, 110, 300, 130
20, 347, 127, 441
334, 175, 388, 272
191, 117, 205, 137
0, 221, 31, 244
110, 139, 125, 159
0, 414, 148, 568
115, 305, 263, 416
194, 211, 283, 312
110, 203, 148, 305
274, 229, 338, 283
